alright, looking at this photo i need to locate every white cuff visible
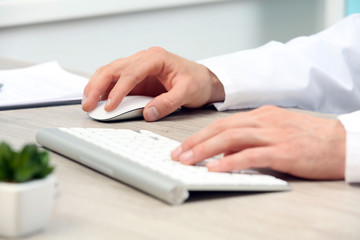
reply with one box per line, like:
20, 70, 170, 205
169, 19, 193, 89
338, 111, 360, 183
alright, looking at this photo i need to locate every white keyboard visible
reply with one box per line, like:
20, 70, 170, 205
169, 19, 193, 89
36, 128, 290, 204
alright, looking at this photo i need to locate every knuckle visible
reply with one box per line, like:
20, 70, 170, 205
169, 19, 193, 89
147, 46, 166, 55
95, 65, 113, 79
96, 65, 109, 74
130, 49, 147, 60
146, 47, 169, 62
211, 118, 228, 131
136, 49, 147, 55
218, 130, 238, 150
121, 70, 141, 83
223, 129, 237, 141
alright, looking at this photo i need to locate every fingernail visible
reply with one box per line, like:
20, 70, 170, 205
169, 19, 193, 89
207, 160, 220, 170
105, 99, 112, 110
145, 106, 160, 121
171, 146, 183, 160
82, 95, 87, 105
179, 150, 193, 164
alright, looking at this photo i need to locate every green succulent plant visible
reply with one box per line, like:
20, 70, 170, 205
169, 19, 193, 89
0, 142, 54, 183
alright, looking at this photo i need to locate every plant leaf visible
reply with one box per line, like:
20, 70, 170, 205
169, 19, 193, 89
0, 142, 54, 183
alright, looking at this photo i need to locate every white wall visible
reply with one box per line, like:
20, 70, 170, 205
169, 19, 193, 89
0, 0, 343, 74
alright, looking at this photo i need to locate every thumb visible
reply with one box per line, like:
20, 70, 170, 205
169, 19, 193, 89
143, 88, 185, 121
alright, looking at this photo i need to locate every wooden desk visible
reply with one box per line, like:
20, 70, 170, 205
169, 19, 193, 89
1, 59, 359, 240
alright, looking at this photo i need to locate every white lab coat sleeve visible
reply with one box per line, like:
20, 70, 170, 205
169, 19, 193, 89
198, 14, 360, 115
338, 111, 360, 183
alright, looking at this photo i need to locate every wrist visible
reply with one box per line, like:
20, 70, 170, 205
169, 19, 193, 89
207, 69, 225, 104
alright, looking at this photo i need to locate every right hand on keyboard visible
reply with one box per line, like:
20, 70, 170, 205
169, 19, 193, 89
171, 105, 346, 181
81, 47, 225, 122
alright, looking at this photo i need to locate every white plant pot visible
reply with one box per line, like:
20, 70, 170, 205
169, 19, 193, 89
0, 174, 56, 238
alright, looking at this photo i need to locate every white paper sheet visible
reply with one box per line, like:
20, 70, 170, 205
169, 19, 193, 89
0, 62, 88, 110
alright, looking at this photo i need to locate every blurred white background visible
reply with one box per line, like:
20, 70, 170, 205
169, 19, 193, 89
0, 0, 345, 74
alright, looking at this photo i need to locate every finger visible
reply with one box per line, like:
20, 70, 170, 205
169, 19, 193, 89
82, 60, 126, 111
172, 113, 258, 160
177, 128, 269, 165
206, 147, 275, 172
105, 50, 168, 111
82, 50, 151, 111
143, 84, 187, 121
100, 82, 116, 101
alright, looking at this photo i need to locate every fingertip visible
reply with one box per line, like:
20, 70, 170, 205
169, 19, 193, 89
171, 146, 183, 160
82, 95, 97, 112
104, 98, 113, 112
81, 95, 88, 110
178, 150, 194, 165
144, 92, 183, 121
82, 88, 102, 112
104, 97, 122, 112
144, 106, 160, 121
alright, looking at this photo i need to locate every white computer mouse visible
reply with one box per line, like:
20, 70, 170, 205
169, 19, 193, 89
88, 95, 154, 121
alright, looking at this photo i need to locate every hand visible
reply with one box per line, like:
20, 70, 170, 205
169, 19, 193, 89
82, 47, 225, 121
171, 105, 346, 180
